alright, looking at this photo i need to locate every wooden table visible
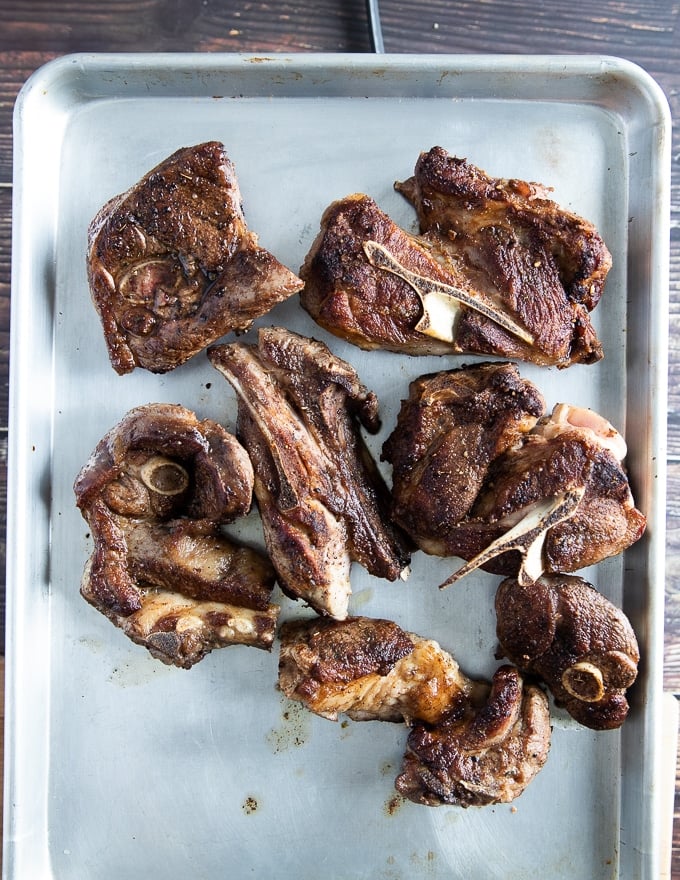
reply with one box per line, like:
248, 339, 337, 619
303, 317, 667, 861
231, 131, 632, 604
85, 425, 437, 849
1, 0, 678, 874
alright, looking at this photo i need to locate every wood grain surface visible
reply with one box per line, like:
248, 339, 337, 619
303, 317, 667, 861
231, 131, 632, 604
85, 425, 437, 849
1, 0, 679, 875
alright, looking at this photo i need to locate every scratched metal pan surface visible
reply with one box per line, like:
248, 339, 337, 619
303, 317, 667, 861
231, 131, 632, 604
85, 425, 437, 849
6, 54, 670, 879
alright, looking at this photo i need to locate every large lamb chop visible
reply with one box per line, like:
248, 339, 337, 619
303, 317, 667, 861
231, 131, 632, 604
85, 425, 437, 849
87, 141, 303, 374
495, 575, 639, 730
382, 363, 646, 585
74, 403, 279, 668
300, 149, 609, 368
279, 615, 551, 807
208, 328, 411, 619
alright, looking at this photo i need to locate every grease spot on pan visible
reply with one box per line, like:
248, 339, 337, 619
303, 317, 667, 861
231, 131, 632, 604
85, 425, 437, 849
383, 792, 405, 817
266, 697, 311, 752
242, 795, 259, 815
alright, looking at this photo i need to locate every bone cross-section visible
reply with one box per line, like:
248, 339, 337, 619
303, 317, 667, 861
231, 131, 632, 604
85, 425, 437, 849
495, 574, 639, 730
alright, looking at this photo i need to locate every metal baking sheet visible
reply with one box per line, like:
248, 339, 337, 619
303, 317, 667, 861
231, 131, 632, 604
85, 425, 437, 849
6, 54, 671, 879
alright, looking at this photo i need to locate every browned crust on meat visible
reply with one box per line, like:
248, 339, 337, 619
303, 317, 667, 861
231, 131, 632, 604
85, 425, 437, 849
208, 328, 411, 620
398, 146, 611, 312
300, 148, 609, 367
280, 617, 415, 685
382, 362, 545, 542
382, 363, 646, 576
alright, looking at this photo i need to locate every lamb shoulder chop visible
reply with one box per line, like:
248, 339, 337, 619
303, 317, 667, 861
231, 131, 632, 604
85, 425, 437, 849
87, 141, 303, 374
382, 363, 646, 585
279, 615, 480, 724
396, 664, 551, 807
279, 615, 551, 807
74, 403, 279, 668
208, 328, 411, 620
300, 149, 609, 368
495, 575, 639, 730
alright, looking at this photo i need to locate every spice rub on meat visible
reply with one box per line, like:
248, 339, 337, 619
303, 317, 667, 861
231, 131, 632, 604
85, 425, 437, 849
300, 148, 610, 368
87, 141, 303, 374
208, 327, 411, 620
279, 615, 551, 807
382, 362, 646, 586
74, 403, 279, 668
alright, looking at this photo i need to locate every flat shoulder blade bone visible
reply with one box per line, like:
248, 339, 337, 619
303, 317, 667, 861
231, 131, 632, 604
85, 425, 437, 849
362, 240, 534, 345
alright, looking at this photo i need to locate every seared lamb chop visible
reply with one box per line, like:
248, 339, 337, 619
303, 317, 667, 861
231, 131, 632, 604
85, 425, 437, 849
279, 616, 480, 724
300, 194, 533, 358
396, 665, 551, 807
208, 328, 410, 619
495, 575, 639, 730
382, 363, 646, 585
87, 141, 303, 374
300, 148, 609, 368
74, 403, 279, 667
279, 615, 551, 807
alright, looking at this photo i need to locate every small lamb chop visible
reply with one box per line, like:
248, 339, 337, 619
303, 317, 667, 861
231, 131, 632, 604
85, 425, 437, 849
495, 575, 639, 730
279, 615, 551, 807
208, 328, 411, 620
382, 363, 646, 586
396, 665, 551, 808
87, 141, 303, 374
300, 149, 609, 368
278, 615, 479, 724
74, 403, 279, 668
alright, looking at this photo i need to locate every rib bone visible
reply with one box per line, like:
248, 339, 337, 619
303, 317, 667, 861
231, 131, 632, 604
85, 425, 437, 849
439, 487, 586, 588
362, 240, 534, 345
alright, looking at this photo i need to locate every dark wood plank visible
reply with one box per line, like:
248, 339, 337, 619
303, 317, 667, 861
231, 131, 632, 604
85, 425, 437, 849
0, 0, 374, 55
0, 658, 3, 866
386, 0, 680, 64
0, 52, 53, 183
0, 2, 374, 181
